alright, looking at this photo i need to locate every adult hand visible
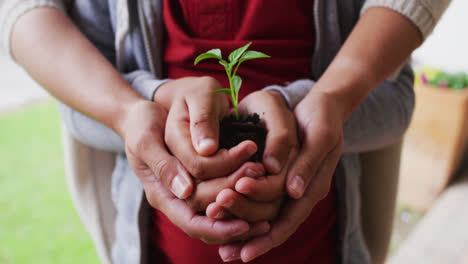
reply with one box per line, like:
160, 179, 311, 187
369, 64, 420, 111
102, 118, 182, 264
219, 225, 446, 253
122, 100, 193, 199
207, 90, 298, 222
218, 90, 343, 262
146, 167, 271, 245
155, 76, 258, 180
122, 100, 269, 244
285, 89, 344, 200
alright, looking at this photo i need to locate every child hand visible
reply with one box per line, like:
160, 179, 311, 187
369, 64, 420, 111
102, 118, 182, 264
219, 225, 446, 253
184, 162, 265, 213
218, 90, 343, 262
208, 90, 299, 222
155, 76, 258, 180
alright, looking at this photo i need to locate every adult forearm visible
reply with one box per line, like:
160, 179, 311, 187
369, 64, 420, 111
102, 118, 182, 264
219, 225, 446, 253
11, 7, 142, 136
311, 7, 422, 120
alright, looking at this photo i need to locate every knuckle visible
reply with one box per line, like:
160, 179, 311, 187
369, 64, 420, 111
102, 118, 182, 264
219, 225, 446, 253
200, 76, 220, 90
131, 128, 160, 154
300, 158, 315, 173
149, 159, 170, 179
131, 133, 150, 155
188, 158, 206, 179
192, 111, 212, 129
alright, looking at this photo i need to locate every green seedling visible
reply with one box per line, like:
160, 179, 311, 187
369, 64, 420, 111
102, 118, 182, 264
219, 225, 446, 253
194, 42, 270, 120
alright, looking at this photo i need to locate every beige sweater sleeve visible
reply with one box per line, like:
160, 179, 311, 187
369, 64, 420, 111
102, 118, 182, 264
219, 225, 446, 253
362, 0, 452, 39
0, 0, 66, 60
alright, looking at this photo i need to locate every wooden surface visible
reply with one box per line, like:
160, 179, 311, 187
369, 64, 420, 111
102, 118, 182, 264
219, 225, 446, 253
398, 84, 468, 211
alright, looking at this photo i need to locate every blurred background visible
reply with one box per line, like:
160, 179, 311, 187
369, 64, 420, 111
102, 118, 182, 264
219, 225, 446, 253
1, 0, 467, 263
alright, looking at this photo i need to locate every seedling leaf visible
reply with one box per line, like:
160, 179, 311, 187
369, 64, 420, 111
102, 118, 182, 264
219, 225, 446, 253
228, 42, 252, 63
193, 43, 270, 120
232, 75, 242, 96
194, 49, 222, 65
239, 50, 270, 64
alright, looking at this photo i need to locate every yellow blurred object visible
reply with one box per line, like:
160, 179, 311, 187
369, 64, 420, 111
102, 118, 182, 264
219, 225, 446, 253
421, 66, 442, 81
414, 70, 422, 87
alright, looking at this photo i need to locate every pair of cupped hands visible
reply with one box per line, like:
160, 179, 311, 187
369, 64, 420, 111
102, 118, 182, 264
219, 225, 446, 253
121, 76, 344, 262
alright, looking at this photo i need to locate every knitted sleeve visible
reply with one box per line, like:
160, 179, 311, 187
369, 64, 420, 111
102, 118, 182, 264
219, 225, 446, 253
361, 0, 452, 39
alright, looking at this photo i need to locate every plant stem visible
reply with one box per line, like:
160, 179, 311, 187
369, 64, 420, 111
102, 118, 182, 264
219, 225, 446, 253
226, 66, 239, 120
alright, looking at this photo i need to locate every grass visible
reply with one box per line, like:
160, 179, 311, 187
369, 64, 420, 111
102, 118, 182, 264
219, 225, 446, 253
0, 101, 99, 264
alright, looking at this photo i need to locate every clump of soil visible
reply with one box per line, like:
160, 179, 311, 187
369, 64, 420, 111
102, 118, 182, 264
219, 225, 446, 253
219, 113, 266, 162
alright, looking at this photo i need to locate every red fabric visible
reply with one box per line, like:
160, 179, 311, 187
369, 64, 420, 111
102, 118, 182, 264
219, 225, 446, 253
163, 0, 317, 99
153, 0, 338, 263
153, 182, 337, 264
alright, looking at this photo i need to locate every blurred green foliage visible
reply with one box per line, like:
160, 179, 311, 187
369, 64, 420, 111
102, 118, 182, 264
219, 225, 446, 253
0, 102, 99, 264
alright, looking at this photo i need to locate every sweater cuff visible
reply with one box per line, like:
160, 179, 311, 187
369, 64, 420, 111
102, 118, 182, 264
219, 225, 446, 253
1, 0, 66, 61
263, 79, 315, 110
123, 70, 171, 101
361, 0, 449, 39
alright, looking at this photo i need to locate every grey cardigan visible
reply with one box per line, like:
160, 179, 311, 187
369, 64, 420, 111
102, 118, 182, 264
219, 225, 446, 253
0, 0, 451, 263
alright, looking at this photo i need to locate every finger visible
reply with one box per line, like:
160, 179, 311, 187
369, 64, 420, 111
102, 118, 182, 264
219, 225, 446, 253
234, 176, 284, 201
286, 131, 342, 199
185, 162, 264, 212
239, 91, 297, 174
235, 149, 296, 201
236, 193, 313, 262
236, 139, 342, 262
126, 130, 193, 200
154, 179, 251, 244
186, 92, 228, 156
261, 106, 297, 174
204, 208, 270, 247
303, 134, 342, 203
229, 221, 270, 244
166, 100, 257, 179
218, 221, 270, 262
216, 189, 282, 222
206, 203, 232, 219
219, 242, 243, 262
284, 114, 336, 199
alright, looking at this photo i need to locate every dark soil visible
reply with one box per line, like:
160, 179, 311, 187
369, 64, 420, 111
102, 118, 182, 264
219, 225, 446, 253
219, 113, 266, 162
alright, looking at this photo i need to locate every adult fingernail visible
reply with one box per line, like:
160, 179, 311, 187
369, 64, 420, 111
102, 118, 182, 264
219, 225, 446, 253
289, 176, 304, 199
171, 176, 189, 199
265, 156, 281, 173
219, 247, 239, 262
198, 138, 217, 153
